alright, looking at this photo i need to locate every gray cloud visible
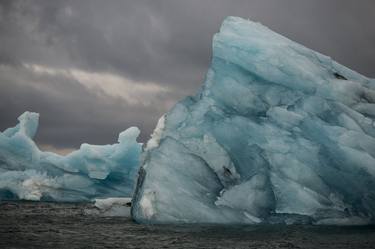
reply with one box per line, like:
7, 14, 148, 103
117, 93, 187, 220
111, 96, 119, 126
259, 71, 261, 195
0, 64, 172, 146
1, 0, 374, 151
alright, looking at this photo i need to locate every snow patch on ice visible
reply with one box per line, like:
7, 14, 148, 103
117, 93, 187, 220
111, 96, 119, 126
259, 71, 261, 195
145, 115, 165, 151
139, 191, 156, 219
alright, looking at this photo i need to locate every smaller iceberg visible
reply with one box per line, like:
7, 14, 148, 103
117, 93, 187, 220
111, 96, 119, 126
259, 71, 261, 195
85, 198, 132, 217
0, 112, 142, 202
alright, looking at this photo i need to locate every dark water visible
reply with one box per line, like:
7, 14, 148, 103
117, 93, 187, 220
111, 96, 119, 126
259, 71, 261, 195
0, 201, 374, 249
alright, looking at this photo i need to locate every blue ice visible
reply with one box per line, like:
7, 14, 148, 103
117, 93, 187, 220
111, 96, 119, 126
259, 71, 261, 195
0, 112, 142, 202
132, 17, 375, 225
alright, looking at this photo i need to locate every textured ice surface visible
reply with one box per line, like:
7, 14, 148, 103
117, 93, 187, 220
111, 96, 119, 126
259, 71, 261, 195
0, 112, 142, 202
87, 198, 132, 217
132, 17, 375, 225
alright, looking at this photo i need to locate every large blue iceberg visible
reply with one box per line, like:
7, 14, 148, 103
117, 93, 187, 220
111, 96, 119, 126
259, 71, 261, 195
132, 17, 375, 225
0, 112, 142, 202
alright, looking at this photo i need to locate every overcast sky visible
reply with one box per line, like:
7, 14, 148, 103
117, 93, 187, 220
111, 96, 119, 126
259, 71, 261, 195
1, 0, 374, 153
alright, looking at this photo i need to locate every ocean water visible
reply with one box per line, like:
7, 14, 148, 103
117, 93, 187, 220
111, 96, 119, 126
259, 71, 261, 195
0, 201, 374, 249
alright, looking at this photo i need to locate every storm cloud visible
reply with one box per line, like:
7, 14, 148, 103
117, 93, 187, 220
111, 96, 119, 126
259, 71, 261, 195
1, 0, 374, 153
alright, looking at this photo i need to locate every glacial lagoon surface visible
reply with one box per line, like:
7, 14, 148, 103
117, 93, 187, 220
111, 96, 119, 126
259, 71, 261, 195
0, 201, 375, 249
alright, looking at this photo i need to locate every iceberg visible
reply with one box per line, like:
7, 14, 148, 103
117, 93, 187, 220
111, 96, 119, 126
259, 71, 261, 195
0, 112, 142, 202
132, 17, 375, 225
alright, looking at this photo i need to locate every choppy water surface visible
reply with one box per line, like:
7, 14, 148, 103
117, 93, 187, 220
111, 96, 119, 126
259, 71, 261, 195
0, 201, 374, 249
